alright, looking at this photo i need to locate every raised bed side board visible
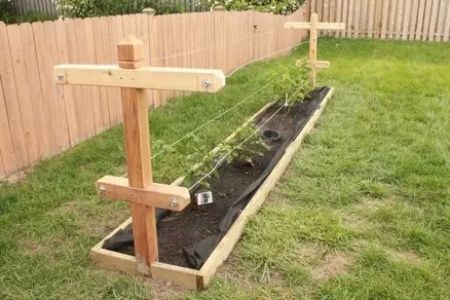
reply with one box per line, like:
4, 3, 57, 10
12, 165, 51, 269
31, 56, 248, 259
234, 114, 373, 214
91, 87, 335, 289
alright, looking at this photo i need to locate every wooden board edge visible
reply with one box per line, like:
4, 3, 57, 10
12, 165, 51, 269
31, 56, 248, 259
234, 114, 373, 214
90, 216, 138, 274
198, 87, 335, 287
151, 262, 202, 290
91, 244, 139, 276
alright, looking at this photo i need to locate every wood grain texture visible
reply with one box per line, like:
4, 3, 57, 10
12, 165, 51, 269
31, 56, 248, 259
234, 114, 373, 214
0, 23, 29, 169
55, 19, 79, 147
422, 0, 433, 41
97, 176, 190, 211
6, 25, 40, 165
416, 0, 427, 40
443, 0, 450, 42
117, 36, 158, 273
54, 65, 226, 92
409, 0, 420, 41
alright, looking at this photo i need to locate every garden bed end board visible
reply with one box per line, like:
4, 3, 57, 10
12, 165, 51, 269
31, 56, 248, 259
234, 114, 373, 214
91, 87, 335, 290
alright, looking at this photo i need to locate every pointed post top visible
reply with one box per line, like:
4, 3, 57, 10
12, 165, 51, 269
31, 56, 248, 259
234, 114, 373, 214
117, 35, 146, 69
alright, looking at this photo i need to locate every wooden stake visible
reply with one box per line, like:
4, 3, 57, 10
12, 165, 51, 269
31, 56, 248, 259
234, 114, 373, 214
284, 14, 344, 88
117, 36, 158, 273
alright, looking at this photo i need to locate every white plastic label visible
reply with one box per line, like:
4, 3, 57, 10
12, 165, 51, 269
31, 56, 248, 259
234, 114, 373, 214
196, 191, 214, 206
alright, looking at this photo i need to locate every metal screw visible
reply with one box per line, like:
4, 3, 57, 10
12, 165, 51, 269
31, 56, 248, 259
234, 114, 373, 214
170, 198, 179, 209
202, 79, 212, 89
56, 73, 65, 81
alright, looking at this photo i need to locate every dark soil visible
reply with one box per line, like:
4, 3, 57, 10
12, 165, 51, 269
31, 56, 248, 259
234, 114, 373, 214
103, 87, 328, 269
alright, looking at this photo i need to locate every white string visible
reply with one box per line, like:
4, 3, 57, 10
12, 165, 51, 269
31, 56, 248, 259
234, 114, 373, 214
149, 30, 272, 64
151, 83, 270, 160
227, 33, 329, 78
150, 33, 329, 161
187, 86, 305, 191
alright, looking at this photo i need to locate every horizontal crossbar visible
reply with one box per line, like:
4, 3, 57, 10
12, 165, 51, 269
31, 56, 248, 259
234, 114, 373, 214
314, 60, 331, 69
54, 65, 226, 93
97, 176, 191, 211
284, 22, 345, 30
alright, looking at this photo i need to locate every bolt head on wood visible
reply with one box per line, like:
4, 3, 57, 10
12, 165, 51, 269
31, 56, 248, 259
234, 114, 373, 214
117, 35, 146, 69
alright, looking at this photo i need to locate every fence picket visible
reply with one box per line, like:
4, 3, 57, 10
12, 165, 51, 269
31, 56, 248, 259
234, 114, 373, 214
428, 0, 439, 41
422, 0, 433, 41
0, 23, 30, 168
401, 0, 411, 40
44, 21, 71, 151
444, 0, 450, 42
0, 61, 17, 176
54, 20, 79, 147
7, 25, 41, 165
435, 0, 445, 42
409, 0, 419, 41
347, 0, 354, 37
92, 17, 112, 128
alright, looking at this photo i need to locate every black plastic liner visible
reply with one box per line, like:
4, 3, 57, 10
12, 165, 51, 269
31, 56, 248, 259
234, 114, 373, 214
103, 86, 331, 269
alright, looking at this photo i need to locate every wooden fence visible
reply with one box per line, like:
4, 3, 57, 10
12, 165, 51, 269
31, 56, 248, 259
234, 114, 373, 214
0, 8, 309, 179
312, 0, 450, 41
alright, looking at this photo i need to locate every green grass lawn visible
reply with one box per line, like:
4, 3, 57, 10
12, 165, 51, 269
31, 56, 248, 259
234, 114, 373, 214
1, 39, 449, 299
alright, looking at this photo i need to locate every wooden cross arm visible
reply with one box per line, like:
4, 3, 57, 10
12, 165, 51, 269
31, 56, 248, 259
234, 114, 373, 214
313, 60, 330, 69
54, 65, 226, 93
284, 22, 345, 30
97, 176, 191, 211
300, 59, 330, 69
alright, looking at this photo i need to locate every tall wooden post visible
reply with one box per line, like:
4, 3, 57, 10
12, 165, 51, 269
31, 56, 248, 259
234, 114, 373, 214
54, 35, 225, 275
309, 13, 319, 87
284, 14, 345, 88
117, 37, 158, 272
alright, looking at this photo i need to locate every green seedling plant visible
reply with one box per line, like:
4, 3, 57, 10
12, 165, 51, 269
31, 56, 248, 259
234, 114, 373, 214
184, 61, 312, 191
184, 123, 270, 191
267, 59, 311, 106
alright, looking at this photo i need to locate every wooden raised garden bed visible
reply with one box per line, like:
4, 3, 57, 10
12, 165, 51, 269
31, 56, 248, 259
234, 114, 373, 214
91, 87, 335, 289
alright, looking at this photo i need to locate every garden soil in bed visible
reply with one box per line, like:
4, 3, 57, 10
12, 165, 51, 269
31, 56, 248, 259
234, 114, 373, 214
103, 87, 331, 269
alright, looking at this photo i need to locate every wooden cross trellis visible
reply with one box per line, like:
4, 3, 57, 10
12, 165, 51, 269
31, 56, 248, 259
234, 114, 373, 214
284, 13, 345, 87
54, 36, 226, 274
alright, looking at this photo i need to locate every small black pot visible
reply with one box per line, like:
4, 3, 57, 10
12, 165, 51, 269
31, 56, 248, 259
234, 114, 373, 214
262, 129, 281, 142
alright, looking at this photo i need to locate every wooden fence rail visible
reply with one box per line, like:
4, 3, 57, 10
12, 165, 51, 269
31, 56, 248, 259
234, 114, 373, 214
0, 8, 309, 179
312, 0, 450, 41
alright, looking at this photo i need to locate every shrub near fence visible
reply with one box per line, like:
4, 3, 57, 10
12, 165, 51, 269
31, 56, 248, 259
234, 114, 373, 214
0, 8, 309, 180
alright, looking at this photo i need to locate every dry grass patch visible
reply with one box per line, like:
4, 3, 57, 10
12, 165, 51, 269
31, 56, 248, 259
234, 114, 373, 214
310, 251, 355, 282
151, 278, 187, 300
